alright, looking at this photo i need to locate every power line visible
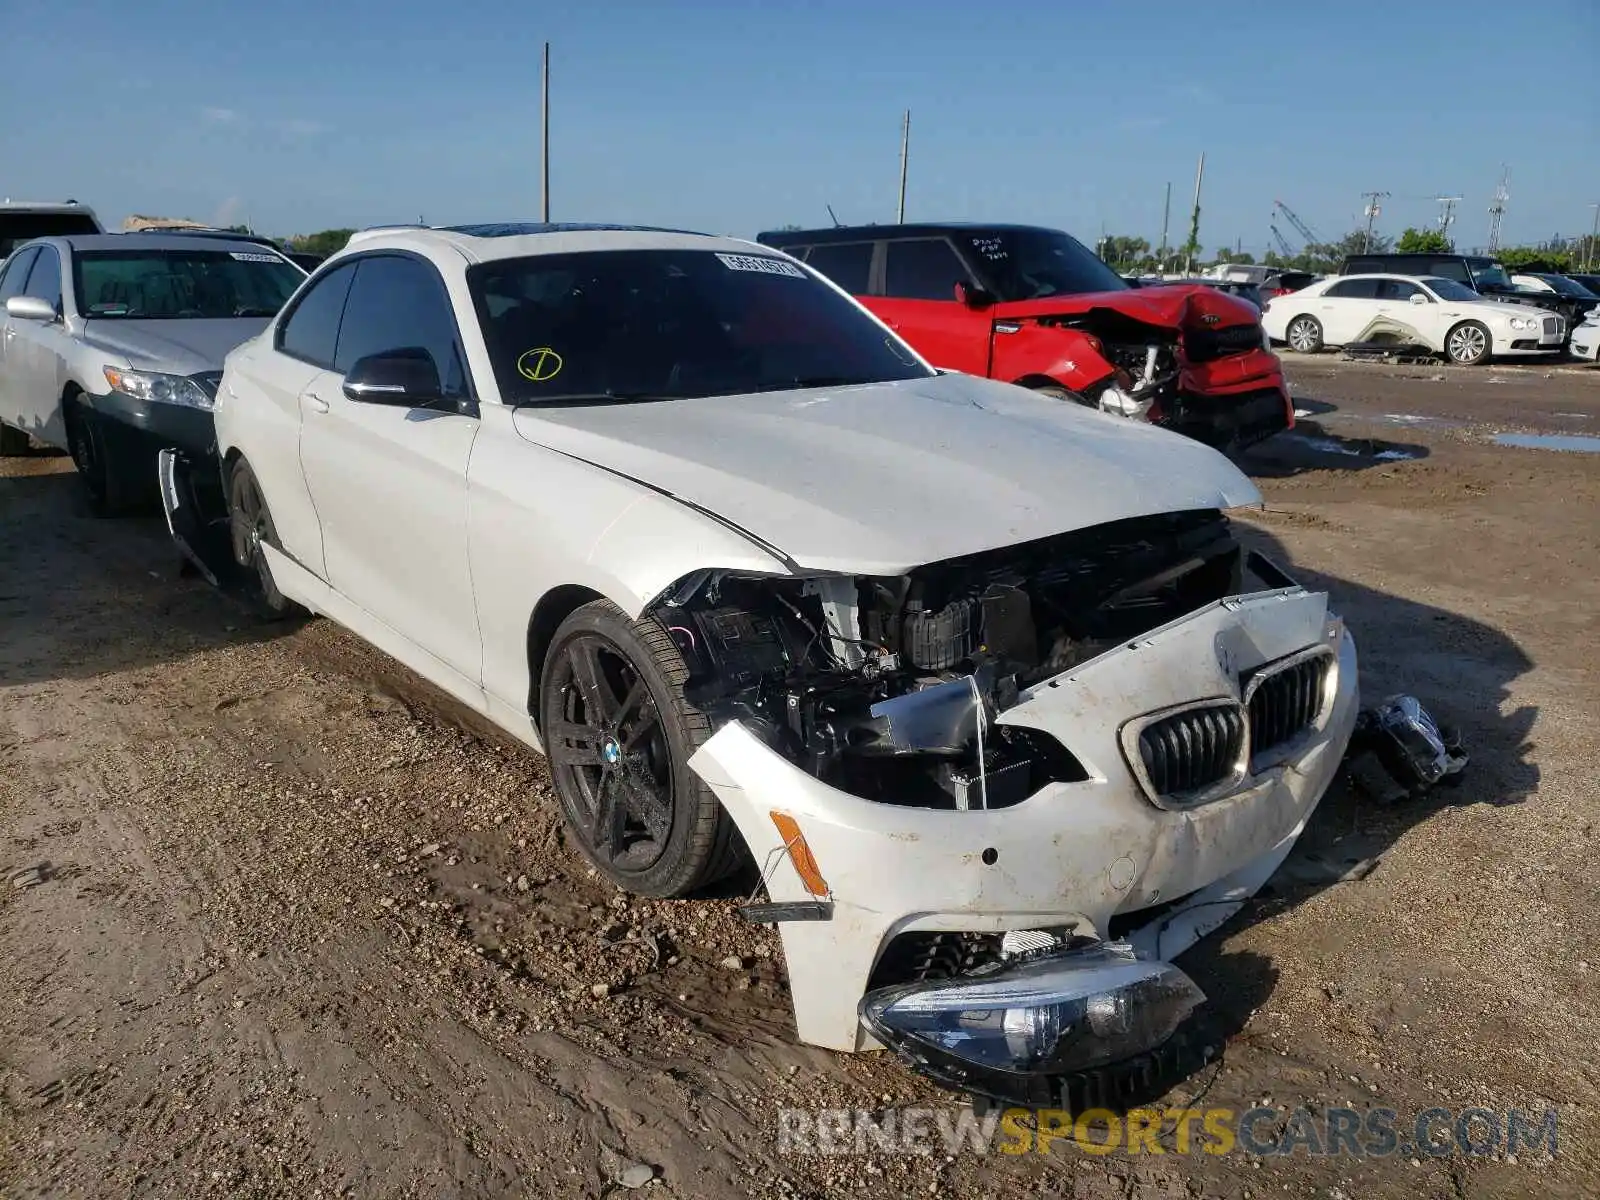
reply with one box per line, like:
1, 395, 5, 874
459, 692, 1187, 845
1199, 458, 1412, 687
1360, 190, 1389, 251
1487, 167, 1510, 253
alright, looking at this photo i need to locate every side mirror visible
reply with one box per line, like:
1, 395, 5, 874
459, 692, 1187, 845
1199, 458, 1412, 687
342, 348, 443, 405
6, 296, 56, 322
953, 281, 994, 309
1408, 293, 1429, 305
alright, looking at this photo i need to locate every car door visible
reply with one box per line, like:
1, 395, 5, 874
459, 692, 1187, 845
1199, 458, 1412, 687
0, 246, 40, 428
296, 252, 483, 682
10, 245, 71, 446
1373, 277, 1448, 345
1313, 278, 1381, 344
872, 237, 991, 375
246, 260, 360, 580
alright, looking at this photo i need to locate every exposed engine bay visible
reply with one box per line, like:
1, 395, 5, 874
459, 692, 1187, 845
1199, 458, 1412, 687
657, 509, 1243, 812
1032, 304, 1273, 433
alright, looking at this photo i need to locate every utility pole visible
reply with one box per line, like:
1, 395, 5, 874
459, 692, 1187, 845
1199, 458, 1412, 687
1435, 195, 1462, 248
1157, 181, 1172, 270
1360, 190, 1389, 252
1183, 152, 1205, 275
1487, 167, 1510, 252
896, 110, 910, 224
540, 41, 551, 223
1586, 203, 1599, 271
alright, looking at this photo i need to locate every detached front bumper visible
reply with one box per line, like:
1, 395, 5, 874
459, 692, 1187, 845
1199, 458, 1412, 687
688, 583, 1359, 1089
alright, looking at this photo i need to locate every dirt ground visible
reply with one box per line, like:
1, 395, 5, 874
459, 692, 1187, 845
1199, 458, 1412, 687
2, 355, 1597, 1199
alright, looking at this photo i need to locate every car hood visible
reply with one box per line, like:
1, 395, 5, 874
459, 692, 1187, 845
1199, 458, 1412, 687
510, 372, 1262, 575
80, 318, 272, 375
994, 283, 1260, 330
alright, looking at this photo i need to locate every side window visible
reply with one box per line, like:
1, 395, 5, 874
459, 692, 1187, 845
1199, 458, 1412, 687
1324, 279, 1380, 300
802, 242, 873, 294
24, 246, 62, 312
333, 255, 468, 397
884, 239, 969, 301
278, 262, 357, 368
1427, 260, 1469, 284
0, 248, 40, 303
1377, 279, 1422, 301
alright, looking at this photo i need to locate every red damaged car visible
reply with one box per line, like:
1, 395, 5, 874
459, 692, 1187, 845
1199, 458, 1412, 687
756, 223, 1293, 451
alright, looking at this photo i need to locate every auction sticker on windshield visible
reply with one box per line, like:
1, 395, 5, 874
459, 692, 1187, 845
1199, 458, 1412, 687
230, 252, 285, 263
715, 253, 806, 278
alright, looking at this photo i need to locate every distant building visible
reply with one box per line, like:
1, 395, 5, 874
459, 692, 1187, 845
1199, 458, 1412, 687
122, 215, 210, 231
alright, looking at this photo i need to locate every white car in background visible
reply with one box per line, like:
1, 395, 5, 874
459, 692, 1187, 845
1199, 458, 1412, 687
1570, 309, 1600, 362
1262, 273, 1565, 366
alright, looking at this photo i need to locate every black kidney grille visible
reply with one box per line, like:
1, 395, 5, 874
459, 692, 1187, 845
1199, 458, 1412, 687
1137, 704, 1246, 798
1247, 654, 1330, 755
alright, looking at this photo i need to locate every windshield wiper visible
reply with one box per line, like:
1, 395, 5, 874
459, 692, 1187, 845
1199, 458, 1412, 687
232, 306, 278, 317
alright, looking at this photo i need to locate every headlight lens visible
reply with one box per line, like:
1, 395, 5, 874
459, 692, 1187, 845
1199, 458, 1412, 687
102, 366, 215, 411
1506, 316, 1536, 331
860, 941, 1203, 1077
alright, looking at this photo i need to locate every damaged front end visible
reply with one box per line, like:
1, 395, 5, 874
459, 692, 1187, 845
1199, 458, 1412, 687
670, 510, 1360, 1107
999, 287, 1294, 452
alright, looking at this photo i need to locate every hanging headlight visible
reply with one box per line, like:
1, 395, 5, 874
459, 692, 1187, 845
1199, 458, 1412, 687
859, 941, 1204, 1088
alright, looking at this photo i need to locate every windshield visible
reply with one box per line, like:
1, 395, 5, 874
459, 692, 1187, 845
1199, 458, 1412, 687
467, 248, 934, 405
956, 228, 1128, 301
1423, 277, 1480, 302
1466, 260, 1513, 290
1530, 274, 1597, 299
73, 249, 303, 319
0, 213, 100, 257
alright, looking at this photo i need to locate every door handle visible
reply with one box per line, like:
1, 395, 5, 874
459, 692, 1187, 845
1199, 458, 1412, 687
305, 392, 330, 413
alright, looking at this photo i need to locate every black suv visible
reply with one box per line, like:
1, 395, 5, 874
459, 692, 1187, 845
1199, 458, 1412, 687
1339, 252, 1590, 328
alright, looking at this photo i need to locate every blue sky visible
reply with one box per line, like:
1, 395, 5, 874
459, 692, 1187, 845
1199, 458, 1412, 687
4, 0, 1596, 255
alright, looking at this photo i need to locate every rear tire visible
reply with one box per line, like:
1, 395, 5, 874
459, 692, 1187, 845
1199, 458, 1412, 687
0, 424, 28, 456
540, 599, 744, 898
1286, 315, 1324, 354
227, 458, 302, 619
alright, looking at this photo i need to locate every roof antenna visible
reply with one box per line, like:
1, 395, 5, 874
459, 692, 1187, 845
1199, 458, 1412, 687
826, 204, 842, 228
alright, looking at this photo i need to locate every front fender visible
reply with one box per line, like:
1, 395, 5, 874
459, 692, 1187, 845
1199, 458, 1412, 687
990, 323, 1117, 392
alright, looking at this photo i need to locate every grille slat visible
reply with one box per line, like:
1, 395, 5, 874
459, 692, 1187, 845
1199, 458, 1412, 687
1247, 653, 1330, 759
1185, 322, 1265, 363
1137, 704, 1245, 800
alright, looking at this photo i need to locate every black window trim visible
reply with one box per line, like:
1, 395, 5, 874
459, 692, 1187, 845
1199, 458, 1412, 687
796, 238, 881, 296
274, 258, 358, 370
24, 244, 64, 316
879, 235, 981, 301
283, 249, 480, 411
0, 246, 41, 303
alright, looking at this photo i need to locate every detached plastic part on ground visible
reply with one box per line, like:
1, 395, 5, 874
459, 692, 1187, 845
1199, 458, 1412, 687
1344, 694, 1469, 805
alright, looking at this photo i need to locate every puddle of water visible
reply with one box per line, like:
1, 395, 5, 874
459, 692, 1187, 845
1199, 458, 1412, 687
1491, 433, 1600, 454
1288, 434, 1424, 461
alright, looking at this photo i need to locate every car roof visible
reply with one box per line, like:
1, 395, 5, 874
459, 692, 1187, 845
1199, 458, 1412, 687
42, 233, 288, 254
758, 222, 1057, 244
340, 222, 773, 264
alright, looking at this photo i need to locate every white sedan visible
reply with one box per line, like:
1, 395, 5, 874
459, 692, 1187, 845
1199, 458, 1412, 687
1262, 272, 1565, 365
1570, 310, 1600, 362
171, 222, 1359, 1101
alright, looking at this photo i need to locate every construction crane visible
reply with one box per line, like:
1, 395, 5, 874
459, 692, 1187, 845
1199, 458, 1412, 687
1269, 223, 1296, 258
1273, 200, 1321, 248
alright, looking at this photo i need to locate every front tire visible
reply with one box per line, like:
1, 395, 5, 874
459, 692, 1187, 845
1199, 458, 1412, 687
64, 397, 143, 516
540, 599, 743, 898
1445, 320, 1491, 366
1027, 383, 1092, 405
227, 458, 301, 618
1286, 315, 1324, 354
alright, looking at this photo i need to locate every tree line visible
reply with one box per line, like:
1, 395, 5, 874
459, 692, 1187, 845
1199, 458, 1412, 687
265, 225, 1600, 276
